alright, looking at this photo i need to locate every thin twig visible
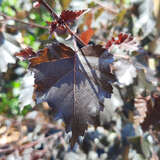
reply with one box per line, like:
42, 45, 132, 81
64, 24, 86, 46
0, 131, 63, 154
92, 0, 118, 15
0, 12, 49, 29
38, 0, 59, 20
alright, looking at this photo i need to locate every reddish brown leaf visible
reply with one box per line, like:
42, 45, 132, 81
106, 33, 134, 49
79, 28, 94, 45
26, 42, 115, 147
105, 40, 112, 49
134, 92, 160, 145
134, 91, 160, 136
141, 92, 160, 131
60, 9, 86, 23
134, 96, 150, 126
49, 21, 67, 35
16, 48, 36, 60
30, 43, 74, 67
48, 10, 86, 35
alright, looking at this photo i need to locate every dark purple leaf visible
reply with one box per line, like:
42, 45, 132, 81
24, 42, 115, 147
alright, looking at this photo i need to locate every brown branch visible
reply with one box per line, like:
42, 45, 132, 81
38, 0, 59, 20
64, 24, 86, 46
0, 131, 63, 154
92, 0, 118, 15
0, 12, 49, 30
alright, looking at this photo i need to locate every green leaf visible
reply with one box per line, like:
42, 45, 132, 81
140, 137, 151, 158
128, 136, 151, 158
11, 81, 21, 88
21, 105, 32, 116
18, 61, 28, 69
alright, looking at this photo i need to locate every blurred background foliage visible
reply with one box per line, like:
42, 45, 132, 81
0, 0, 160, 159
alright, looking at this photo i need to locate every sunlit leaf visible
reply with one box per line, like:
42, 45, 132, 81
79, 28, 94, 45
18, 41, 115, 147
48, 10, 86, 35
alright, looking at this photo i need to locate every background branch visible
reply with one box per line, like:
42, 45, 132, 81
0, 12, 49, 29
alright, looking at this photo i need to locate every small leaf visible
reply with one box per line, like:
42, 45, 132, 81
141, 92, 160, 131
50, 22, 67, 35
140, 137, 151, 158
16, 48, 36, 60
106, 33, 138, 52
79, 28, 94, 45
16, 11, 27, 19
48, 10, 86, 35
134, 96, 149, 126
60, 10, 86, 23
